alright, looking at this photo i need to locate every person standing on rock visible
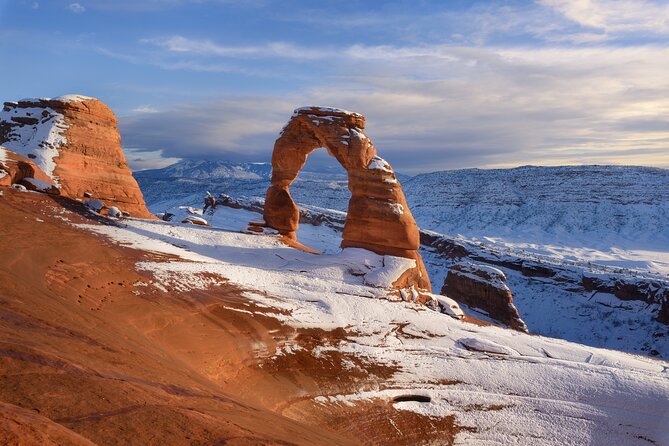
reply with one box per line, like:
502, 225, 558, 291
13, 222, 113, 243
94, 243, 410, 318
203, 191, 217, 213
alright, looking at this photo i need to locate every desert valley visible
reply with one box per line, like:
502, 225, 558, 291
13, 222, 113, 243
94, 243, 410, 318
0, 94, 667, 445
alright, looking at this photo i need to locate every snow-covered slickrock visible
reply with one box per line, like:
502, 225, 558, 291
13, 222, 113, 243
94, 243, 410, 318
442, 262, 528, 332
264, 106, 430, 291
0, 146, 58, 193
0, 95, 152, 218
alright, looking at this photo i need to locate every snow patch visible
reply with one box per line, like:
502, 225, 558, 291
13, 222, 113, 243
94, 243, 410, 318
0, 106, 68, 181
363, 255, 416, 288
459, 337, 518, 355
22, 177, 56, 192
367, 155, 393, 173
52, 94, 95, 103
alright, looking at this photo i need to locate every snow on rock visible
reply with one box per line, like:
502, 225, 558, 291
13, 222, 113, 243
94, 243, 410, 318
293, 106, 363, 118
1, 96, 153, 218
73, 205, 669, 445
21, 177, 59, 194
443, 262, 528, 332
107, 206, 122, 218
363, 255, 417, 288
51, 94, 95, 103
181, 215, 209, 226
0, 105, 67, 180
264, 106, 431, 292
84, 199, 106, 212
426, 293, 465, 319
367, 155, 393, 173
458, 337, 518, 355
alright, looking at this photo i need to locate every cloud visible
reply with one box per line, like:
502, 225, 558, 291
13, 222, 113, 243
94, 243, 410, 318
68, 3, 85, 13
539, 0, 669, 34
123, 148, 181, 171
73, 0, 266, 12
117, 42, 669, 173
131, 105, 159, 113
141, 36, 336, 60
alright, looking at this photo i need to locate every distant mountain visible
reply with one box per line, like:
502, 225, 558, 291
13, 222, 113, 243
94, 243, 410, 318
136, 159, 273, 181
135, 158, 352, 212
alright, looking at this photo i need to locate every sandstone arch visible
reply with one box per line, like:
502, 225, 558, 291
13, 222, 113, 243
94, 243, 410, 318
264, 106, 431, 291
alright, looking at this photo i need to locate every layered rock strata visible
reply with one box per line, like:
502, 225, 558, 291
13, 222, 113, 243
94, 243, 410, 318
263, 106, 430, 291
442, 262, 528, 332
0, 95, 152, 217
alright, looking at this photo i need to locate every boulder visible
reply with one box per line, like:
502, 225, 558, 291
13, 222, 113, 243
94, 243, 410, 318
263, 106, 430, 292
0, 95, 153, 218
182, 215, 210, 226
442, 262, 528, 332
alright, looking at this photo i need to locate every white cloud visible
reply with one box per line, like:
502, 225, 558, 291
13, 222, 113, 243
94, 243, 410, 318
117, 43, 669, 172
141, 36, 335, 60
131, 105, 159, 113
123, 148, 181, 171
539, 0, 669, 34
68, 3, 86, 13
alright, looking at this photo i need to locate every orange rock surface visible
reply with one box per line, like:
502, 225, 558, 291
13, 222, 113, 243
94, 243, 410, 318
0, 147, 56, 190
0, 189, 457, 445
264, 107, 431, 291
0, 96, 153, 218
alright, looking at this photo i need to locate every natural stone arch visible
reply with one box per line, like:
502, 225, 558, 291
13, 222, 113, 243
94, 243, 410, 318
264, 106, 431, 291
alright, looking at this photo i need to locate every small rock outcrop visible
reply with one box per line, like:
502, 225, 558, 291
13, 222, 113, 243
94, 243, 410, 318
0, 95, 152, 218
0, 146, 58, 193
442, 262, 528, 332
263, 106, 430, 291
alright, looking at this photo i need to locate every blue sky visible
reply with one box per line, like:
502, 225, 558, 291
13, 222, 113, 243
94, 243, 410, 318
1, 0, 668, 173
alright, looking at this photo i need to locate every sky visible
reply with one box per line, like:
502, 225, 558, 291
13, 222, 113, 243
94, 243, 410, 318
1, 0, 668, 173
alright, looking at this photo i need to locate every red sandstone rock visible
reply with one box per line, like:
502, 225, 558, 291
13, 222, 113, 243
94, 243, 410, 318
0, 95, 153, 218
0, 147, 58, 193
442, 262, 528, 332
263, 106, 430, 291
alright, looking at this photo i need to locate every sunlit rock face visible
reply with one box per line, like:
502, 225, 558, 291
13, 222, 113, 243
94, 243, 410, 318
0, 95, 153, 218
264, 106, 430, 291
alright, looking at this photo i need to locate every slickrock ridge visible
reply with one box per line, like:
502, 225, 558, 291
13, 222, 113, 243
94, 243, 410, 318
0, 95, 153, 218
442, 262, 528, 332
263, 106, 430, 291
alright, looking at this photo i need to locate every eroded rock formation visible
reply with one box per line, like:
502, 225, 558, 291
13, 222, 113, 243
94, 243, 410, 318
442, 262, 528, 332
0, 95, 152, 217
0, 146, 58, 193
263, 106, 430, 291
